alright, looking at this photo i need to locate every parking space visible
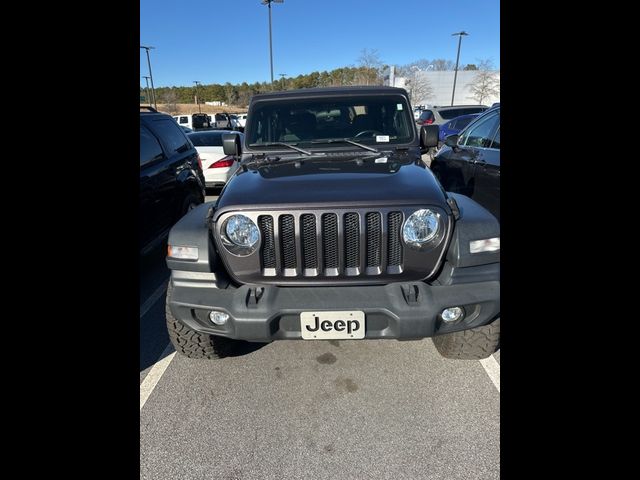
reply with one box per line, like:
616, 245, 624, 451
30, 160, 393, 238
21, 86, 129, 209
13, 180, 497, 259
140, 189, 500, 478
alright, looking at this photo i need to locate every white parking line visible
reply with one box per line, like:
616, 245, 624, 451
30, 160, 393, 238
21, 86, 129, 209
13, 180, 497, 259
140, 282, 168, 319
480, 355, 500, 392
140, 343, 175, 411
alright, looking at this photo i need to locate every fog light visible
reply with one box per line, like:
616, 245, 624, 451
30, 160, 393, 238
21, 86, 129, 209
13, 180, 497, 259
209, 311, 229, 325
441, 307, 463, 323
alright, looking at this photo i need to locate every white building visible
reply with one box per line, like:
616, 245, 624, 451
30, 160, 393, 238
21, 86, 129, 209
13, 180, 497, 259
390, 70, 500, 107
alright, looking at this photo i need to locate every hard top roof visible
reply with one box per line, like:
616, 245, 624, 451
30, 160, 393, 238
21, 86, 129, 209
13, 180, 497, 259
251, 85, 409, 101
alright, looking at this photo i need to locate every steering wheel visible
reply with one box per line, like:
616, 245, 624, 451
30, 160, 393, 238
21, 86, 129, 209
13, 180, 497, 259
354, 130, 384, 138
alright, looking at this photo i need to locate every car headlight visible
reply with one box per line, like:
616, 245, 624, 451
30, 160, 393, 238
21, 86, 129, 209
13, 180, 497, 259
402, 209, 440, 247
221, 214, 260, 256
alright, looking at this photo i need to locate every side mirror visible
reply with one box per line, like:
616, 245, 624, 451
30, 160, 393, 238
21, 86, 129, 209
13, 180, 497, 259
444, 134, 459, 148
222, 133, 242, 157
420, 125, 439, 149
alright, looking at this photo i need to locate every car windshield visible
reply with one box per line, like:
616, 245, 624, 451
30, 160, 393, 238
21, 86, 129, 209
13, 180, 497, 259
439, 107, 487, 120
187, 131, 226, 146
247, 94, 415, 147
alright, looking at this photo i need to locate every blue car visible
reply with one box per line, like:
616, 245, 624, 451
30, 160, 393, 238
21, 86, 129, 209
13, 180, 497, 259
438, 113, 481, 143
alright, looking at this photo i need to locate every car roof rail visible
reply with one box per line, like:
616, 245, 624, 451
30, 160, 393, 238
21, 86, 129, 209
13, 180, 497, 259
140, 106, 158, 113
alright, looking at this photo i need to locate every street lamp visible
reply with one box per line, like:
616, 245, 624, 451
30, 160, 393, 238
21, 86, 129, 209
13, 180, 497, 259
142, 76, 151, 107
140, 45, 157, 109
261, 0, 284, 87
451, 31, 468, 106
193, 81, 202, 113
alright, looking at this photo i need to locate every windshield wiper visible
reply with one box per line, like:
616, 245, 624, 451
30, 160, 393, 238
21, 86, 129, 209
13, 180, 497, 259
249, 142, 312, 155
310, 138, 379, 153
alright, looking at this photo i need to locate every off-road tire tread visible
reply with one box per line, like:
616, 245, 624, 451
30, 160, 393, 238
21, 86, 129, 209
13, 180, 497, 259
432, 317, 500, 360
165, 282, 236, 359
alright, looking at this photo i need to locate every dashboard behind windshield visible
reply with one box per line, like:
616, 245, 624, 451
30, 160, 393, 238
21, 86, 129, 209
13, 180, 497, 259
247, 95, 415, 147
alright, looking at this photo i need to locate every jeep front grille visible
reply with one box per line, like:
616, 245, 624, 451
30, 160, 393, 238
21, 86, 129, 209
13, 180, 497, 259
255, 211, 404, 277
216, 206, 449, 285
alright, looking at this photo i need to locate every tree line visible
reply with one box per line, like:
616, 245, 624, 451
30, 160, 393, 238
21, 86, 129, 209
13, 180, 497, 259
141, 49, 498, 109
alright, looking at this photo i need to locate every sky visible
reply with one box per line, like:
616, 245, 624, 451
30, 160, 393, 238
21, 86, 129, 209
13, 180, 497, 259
140, 0, 499, 88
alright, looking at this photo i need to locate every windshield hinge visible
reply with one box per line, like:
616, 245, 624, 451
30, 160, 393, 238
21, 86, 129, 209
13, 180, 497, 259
447, 196, 461, 220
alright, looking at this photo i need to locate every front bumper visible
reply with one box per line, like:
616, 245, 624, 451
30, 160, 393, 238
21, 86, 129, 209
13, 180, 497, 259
168, 279, 500, 342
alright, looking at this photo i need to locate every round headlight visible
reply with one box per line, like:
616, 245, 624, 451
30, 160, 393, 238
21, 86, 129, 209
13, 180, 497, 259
225, 215, 259, 247
402, 209, 440, 247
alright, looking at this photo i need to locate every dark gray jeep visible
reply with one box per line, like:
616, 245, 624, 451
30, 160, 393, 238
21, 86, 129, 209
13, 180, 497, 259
165, 86, 500, 360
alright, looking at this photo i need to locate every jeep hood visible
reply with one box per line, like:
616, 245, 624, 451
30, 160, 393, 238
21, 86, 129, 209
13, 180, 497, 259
214, 153, 448, 212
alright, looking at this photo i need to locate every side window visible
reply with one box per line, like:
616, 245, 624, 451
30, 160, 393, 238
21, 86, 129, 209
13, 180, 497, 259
140, 124, 164, 167
150, 118, 190, 154
179, 116, 188, 124
455, 116, 474, 131
460, 112, 499, 148
489, 126, 500, 149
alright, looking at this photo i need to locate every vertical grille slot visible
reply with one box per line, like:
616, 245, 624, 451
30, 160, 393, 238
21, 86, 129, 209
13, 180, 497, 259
344, 213, 360, 270
387, 212, 403, 266
301, 214, 317, 271
366, 212, 382, 267
258, 216, 276, 269
322, 213, 338, 270
279, 215, 296, 269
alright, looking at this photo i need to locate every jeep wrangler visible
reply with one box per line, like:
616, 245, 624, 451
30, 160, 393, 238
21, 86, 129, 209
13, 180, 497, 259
165, 86, 500, 360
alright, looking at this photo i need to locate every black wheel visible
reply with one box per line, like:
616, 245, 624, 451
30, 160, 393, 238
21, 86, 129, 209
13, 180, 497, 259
180, 191, 202, 217
432, 317, 500, 360
165, 282, 240, 359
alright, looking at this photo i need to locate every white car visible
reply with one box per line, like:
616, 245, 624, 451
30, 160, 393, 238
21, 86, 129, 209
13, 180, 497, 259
236, 113, 248, 128
187, 130, 243, 189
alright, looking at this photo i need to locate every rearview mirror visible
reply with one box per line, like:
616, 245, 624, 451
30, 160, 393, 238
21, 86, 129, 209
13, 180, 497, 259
444, 134, 459, 148
222, 133, 242, 157
420, 125, 439, 149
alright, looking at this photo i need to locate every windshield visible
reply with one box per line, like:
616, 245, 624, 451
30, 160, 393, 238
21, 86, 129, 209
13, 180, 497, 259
187, 131, 226, 146
247, 94, 415, 148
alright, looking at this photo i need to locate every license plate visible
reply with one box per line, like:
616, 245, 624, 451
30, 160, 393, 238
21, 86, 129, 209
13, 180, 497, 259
300, 311, 365, 340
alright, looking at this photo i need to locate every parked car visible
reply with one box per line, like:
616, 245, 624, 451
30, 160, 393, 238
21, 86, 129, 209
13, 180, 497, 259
164, 86, 500, 362
179, 125, 193, 133
172, 113, 212, 131
140, 108, 206, 255
413, 105, 427, 120
438, 113, 480, 143
430, 105, 500, 221
416, 105, 489, 126
186, 130, 244, 189
236, 113, 248, 128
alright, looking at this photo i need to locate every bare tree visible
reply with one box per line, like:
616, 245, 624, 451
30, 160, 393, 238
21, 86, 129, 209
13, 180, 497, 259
404, 68, 434, 106
431, 58, 455, 71
467, 59, 500, 104
159, 89, 179, 115
357, 48, 384, 85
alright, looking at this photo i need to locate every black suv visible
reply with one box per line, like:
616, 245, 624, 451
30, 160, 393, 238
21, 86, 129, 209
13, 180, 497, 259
164, 87, 500, 360
430, 105, 500, 222
140, 107, 206, 255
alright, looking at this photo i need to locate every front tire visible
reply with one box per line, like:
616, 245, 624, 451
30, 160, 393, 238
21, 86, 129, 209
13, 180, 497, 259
165, 282, 240, 359
432, 317, 500, 360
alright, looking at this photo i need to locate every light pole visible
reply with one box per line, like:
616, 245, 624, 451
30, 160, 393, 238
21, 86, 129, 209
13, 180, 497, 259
140, 45, 157, 109
261, 0, 284, 87
142, 76, 151, 106
278, 73, 287, 90
193, 81, 202, 113
451, 31, 468, 106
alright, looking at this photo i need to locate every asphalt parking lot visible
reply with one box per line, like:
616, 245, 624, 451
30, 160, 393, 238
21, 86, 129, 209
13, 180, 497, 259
140, 190, 500, 480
